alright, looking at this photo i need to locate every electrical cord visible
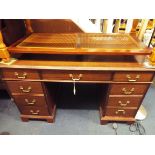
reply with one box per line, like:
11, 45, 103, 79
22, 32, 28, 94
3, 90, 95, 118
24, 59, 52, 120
129, 121, 146, 135
111, 121, 146, 135
112, 123, 118, 135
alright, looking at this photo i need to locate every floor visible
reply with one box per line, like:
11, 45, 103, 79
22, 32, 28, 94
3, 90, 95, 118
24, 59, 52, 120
0, 83, 155, 135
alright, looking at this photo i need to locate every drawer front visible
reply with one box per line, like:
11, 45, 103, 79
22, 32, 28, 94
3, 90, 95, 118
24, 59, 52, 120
113, 71, 154, 82
13, 95, 46, 106
107, 97, 142, 107
2, 69, 40, 80
42, 70, 112, 82
109, 84, 149, 95
19, 106, 49, 116
6, 81, 44, 94
105, 107, 137, 117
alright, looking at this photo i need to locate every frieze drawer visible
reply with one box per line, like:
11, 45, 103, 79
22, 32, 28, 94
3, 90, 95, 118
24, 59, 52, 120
113, 71, 154, 82
2, 69, 40, 80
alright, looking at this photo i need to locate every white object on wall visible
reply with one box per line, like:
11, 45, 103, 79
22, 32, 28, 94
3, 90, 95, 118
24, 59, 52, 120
72, 19, 102, 33
106, 19, 114, 33
125, 19, 133, 33
143, 29, 153, 46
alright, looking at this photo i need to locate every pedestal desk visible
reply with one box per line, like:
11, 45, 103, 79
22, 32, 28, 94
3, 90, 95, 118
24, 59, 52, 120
0, 33, 154, 124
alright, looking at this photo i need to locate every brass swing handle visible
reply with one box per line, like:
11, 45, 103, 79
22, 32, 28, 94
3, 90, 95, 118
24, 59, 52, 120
14, 72, 27, 79
126, 74, 140, 82
122, 87, 135, 95
115, 109, 126, 115
19, 86, 32, 93
69, 74, 83, 81
118, 100, 130, 106
30, 110, 40, 115
25, 99, 36, 105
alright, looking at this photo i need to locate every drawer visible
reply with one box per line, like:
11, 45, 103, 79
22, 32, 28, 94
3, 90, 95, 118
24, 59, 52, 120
6, 81, 44, 94
2, 69, 40, 80
19, 106, 49, 116
13, 95, 47, 106
105, 107, 137, 117
107, 96, 142, 107
109, 84, 149, 95
113, 71, 154, 82
42, 70, 112, 82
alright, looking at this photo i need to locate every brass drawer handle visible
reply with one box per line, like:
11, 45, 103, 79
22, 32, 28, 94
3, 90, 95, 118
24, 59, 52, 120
69, 74, 83, 81
122, 88, 134, 95
14, 72, 27, 79
115, 109, 126, 115
30, 110, 40, 115
126, 74, 140, 82
69, 74, 83, 95
25, 99, 36, 105
19, 86, 32, 93
118, 100, 130, 106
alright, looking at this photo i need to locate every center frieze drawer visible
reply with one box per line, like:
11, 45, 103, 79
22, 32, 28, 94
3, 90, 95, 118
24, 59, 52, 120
6, 81, 44, 94
109, 84, 149, 95
41, 70, 112, 82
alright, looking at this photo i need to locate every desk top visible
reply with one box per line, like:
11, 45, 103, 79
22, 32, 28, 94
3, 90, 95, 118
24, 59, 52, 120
8, 33, 151, 55
0, 55, 154, 71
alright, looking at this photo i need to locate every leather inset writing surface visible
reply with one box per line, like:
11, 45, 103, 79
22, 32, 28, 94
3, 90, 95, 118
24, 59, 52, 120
17, 33, 141, 49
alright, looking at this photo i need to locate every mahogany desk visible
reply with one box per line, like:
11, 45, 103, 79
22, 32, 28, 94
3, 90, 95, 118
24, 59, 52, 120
0, 33, 154, 124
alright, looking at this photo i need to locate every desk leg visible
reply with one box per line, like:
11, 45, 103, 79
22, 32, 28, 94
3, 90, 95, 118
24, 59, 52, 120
21, 117, 29, 122
47, 119, 53, 123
